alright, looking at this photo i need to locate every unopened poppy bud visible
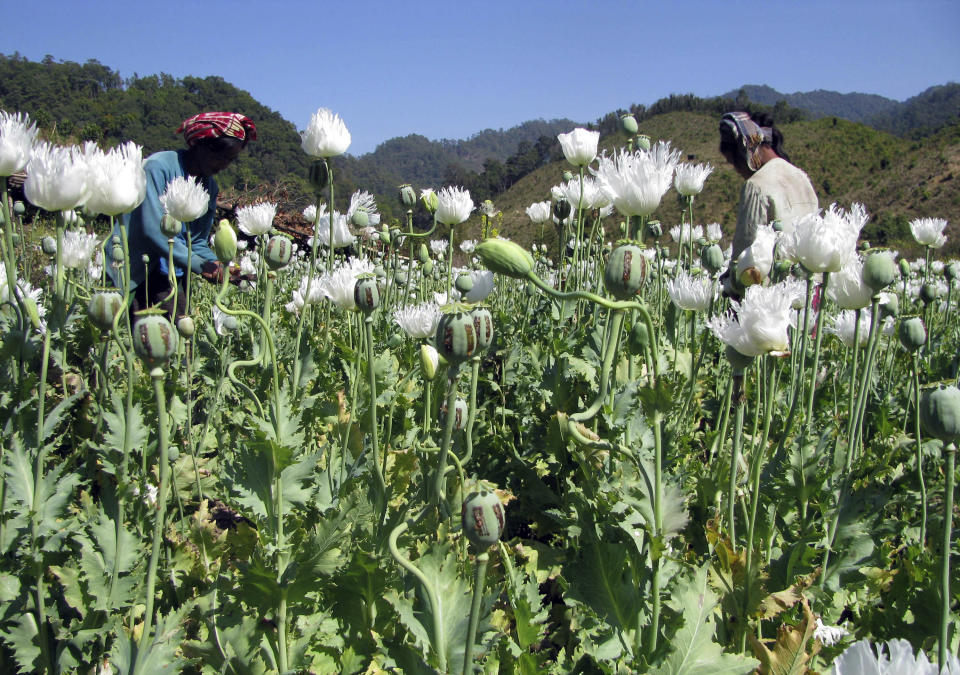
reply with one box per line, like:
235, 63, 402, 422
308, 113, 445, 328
398, 184, 417, 208
420, 344, 439, 381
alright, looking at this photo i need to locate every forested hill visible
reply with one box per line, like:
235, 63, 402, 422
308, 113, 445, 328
721, 83, 960, 138
0, 53, 576, 209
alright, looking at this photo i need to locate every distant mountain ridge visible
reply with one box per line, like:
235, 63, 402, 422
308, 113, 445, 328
721, 83, 960, 137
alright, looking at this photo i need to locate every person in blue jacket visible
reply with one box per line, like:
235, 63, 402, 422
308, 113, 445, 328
106, 111, 256, 318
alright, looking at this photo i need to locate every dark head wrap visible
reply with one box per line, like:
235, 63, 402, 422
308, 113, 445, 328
176, 112, 257, 147
720, 112, 773, 172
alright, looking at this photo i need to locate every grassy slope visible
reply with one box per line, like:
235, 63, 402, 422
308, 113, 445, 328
457, 112, 959, 258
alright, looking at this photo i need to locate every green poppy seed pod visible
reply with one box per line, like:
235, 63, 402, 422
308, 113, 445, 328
604, 244, 647, 300
636, 135, 651, 151
771, 220, 784, 233
265, 234, 293, 270
920, 385, 960, 443
621, 114, 639, 135
553, 198, 571, 222
859, 240, 871, 251
898, 316, 926, 352
471, 306, 494, 351
862, 251, 897, 291
627, 321, 649, 355
455, 273, 474, 294
418, 190, 437, 214
435, 311, 477, 365
132, 312, 179, 369
176, 316, 195, 339
946, 262, 960, 281
111, 242, 125, 264
423, 260, 434, 275
562, 171, 574, 182
374, 265, 386, 278
351, 209, 370, 228
308, 160, 330, 194
141, 254, 150, 267
461, 488, 505, 549
660, 246, 671, 258
354, 277, 381, 315
920, 282, 941, 305
418, 243, 430, 263
213, 219, 237, 264
41, 236, 57, 256
879, 293, 899, 318
774, 261, 793, 277
475, 238, 535, 279
387, 333, 404, 349
399, 184, 417, 208
13, 201, 25, 215
420, 344, 439, 381
725, 345, 755, 374
87, 291, 124, 331
160, 213, 182, 238
701, 244, 724, 275
390, 228, 402, 245
441, 398, 469, 431
393, 270, 408, 287
645, 220, 662, 240
899, 258, 911, 278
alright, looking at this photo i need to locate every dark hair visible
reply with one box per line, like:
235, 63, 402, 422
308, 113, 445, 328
196, 134, 247, 155
719, 111, 792, 168
750, 112, 791, 163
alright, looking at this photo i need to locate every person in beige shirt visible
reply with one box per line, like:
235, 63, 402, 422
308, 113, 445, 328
719, 111, 818, 295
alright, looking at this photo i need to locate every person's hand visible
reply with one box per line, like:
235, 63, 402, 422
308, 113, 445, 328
200, 261, 225, 284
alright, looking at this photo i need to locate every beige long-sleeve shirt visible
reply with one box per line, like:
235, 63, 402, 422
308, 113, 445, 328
730, 157, 819, 261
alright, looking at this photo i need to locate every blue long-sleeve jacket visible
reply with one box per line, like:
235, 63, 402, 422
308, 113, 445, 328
106, 150, 219, 290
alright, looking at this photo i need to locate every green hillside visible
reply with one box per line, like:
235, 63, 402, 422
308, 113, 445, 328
460, 112, 960, 258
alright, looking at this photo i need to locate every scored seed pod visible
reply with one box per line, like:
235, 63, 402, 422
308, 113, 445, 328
87, 291, 124, 331
862, 251, 897, 291
604, 244, 647, 300
441, 398, 469, 431
435, 311, 477, 365
354, 276, 381, 315
265, 234, 293, 270
132, 311, 179, 369
213, 219, 237, 264
470, 306, 494, 351
898, 316, 926, 352
920, 384, 960, 443
461, 488, 505, 549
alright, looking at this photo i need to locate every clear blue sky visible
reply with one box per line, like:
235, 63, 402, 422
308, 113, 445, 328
3, 0, 958, 155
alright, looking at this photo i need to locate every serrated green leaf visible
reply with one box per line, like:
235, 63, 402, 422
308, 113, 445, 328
650, 565, 758, 675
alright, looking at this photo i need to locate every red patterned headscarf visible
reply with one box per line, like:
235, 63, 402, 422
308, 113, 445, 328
176, 112, 257, 147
